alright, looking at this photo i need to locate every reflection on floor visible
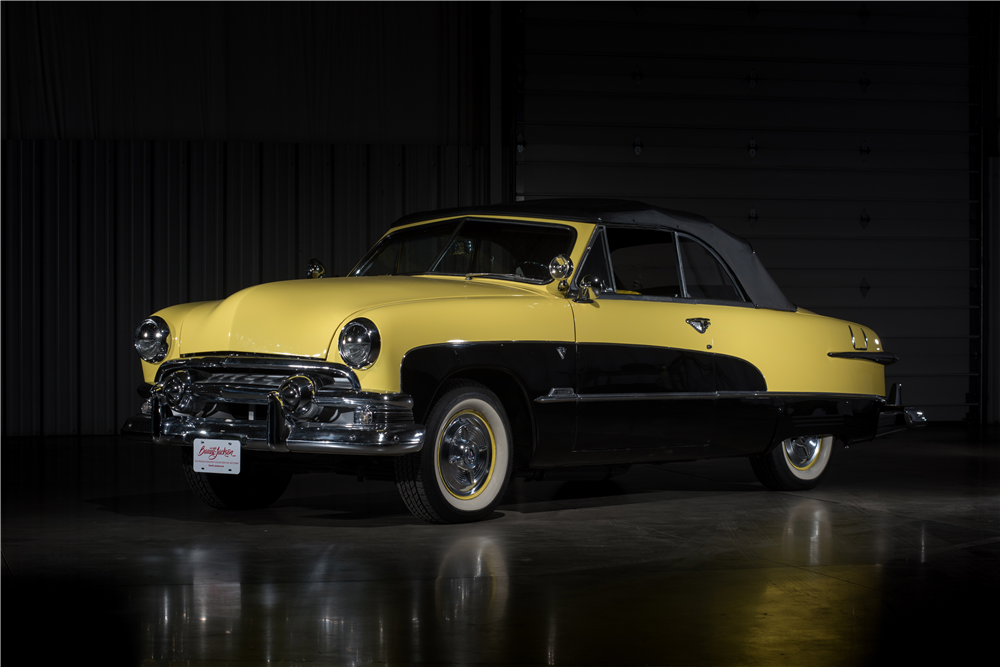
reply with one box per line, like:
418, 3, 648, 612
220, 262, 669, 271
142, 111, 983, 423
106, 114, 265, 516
3, 426, 998, 666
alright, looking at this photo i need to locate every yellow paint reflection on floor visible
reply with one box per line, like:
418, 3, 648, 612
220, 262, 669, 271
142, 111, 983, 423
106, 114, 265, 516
743, 566, 884, 665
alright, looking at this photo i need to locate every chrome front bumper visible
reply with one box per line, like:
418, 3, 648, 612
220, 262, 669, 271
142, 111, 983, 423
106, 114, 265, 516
120, 356, 425, 456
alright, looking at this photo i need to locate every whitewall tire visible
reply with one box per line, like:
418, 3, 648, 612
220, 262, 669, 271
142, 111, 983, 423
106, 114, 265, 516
395, 380, 513, 523
750, 435, 835, 491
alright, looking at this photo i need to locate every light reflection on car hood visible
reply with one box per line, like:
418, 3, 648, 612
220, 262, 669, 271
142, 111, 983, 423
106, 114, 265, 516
176, 275, 539, 358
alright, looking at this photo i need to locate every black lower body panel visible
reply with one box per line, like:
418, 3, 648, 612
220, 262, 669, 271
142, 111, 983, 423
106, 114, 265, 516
530, 392, 885, 468
770, 395, 883, 449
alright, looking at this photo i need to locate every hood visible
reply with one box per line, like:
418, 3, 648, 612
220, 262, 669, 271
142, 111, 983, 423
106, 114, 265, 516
176, 275, 535, 358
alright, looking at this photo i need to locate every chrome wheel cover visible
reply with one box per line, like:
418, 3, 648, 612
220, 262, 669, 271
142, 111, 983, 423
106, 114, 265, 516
437, 410, 495, 499
783, 436, 823, 470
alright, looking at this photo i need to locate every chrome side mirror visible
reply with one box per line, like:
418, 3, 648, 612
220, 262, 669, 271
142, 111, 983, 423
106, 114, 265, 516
575, 275, 605, 304
548, 254, 574, 292
306, 258, 326, 279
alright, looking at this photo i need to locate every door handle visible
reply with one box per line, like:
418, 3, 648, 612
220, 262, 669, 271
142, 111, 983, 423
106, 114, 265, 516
686, 318, 711, 334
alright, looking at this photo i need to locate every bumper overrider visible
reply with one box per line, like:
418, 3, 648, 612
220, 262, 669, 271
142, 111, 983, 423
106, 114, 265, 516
120, 356, 425, 455
875, 382, 928, 438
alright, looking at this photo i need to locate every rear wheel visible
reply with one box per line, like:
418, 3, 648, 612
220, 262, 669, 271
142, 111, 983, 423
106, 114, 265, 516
749, 435, 834, 491
395, 380, 513, 524
180, 449, 291, 509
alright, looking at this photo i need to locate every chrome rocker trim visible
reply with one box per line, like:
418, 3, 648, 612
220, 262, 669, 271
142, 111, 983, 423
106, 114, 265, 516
120, 356, 425, 456
535, 389, 888, 404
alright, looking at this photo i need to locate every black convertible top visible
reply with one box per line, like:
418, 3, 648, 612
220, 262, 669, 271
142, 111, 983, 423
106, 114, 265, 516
391, 199, 796, 312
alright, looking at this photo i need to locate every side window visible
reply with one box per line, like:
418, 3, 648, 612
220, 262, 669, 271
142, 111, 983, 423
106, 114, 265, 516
577, 229, 613, 292
605, 228, 682, 298
678, 235, 743, 301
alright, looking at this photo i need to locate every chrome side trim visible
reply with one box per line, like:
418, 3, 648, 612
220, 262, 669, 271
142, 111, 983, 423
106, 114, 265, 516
536, 387, 576, 403
718, 391, 885, 400
535, 390, 887, 403
577, 392, 714, 403
828, 351, 898, 365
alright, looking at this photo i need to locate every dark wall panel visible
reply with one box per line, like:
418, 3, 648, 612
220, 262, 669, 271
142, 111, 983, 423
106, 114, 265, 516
517, 1, 982, 422
1, 2, 490, 146
1, 139, 486, 436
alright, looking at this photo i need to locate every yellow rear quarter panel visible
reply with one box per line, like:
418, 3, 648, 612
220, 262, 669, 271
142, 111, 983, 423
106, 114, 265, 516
712, 306, 886, 396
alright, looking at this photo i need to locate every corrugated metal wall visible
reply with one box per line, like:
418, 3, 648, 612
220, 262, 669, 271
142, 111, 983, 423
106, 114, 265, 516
2, 2, 489, 146
2, 140, 486, 436
515, 1, 982, 421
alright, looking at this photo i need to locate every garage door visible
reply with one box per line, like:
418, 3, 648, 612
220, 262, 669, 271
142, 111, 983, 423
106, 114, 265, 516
515, 1, 984, 422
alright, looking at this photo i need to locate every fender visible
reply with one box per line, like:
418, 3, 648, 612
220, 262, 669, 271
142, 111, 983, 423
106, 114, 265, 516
400, 342, 577, 466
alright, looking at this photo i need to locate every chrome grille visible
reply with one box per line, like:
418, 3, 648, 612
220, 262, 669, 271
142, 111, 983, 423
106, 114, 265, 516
200, 373, 285, 387
157, 356, 361, 393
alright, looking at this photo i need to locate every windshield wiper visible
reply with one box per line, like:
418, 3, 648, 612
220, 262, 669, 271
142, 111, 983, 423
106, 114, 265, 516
463, 272, 543, 284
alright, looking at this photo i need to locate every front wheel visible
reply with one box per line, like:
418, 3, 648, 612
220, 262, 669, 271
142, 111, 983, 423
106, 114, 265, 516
749, 435, 834, 491
395, 380, 513, 524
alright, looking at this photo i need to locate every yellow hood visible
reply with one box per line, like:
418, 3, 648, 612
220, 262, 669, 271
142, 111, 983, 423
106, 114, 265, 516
173, 275, 537, 358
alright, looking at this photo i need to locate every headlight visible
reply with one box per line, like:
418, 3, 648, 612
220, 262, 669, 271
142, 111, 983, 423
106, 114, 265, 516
134, 316, 170, 363
338, 318, 380, 369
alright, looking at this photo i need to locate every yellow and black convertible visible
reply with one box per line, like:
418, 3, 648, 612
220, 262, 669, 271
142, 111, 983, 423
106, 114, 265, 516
123, 200, 924, 523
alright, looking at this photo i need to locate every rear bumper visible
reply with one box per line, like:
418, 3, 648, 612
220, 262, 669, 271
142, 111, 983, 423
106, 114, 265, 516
875, 406, 928, 438
874, 382, 927, 438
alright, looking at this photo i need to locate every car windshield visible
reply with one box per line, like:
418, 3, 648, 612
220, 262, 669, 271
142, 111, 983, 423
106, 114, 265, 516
352, 219, 576, 282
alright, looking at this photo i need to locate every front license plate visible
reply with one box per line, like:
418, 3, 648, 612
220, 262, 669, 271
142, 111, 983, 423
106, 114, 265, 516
193, 438, 241, 475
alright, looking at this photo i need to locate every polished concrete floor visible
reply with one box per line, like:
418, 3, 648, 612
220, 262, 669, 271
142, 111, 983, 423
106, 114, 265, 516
3, 426, 998, 666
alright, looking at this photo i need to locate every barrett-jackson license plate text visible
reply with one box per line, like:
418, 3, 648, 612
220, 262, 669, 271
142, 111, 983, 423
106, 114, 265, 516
193, 438, 241, 475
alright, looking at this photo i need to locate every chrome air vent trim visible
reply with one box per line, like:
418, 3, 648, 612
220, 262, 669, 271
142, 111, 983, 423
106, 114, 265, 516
180, 351, 321, 360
